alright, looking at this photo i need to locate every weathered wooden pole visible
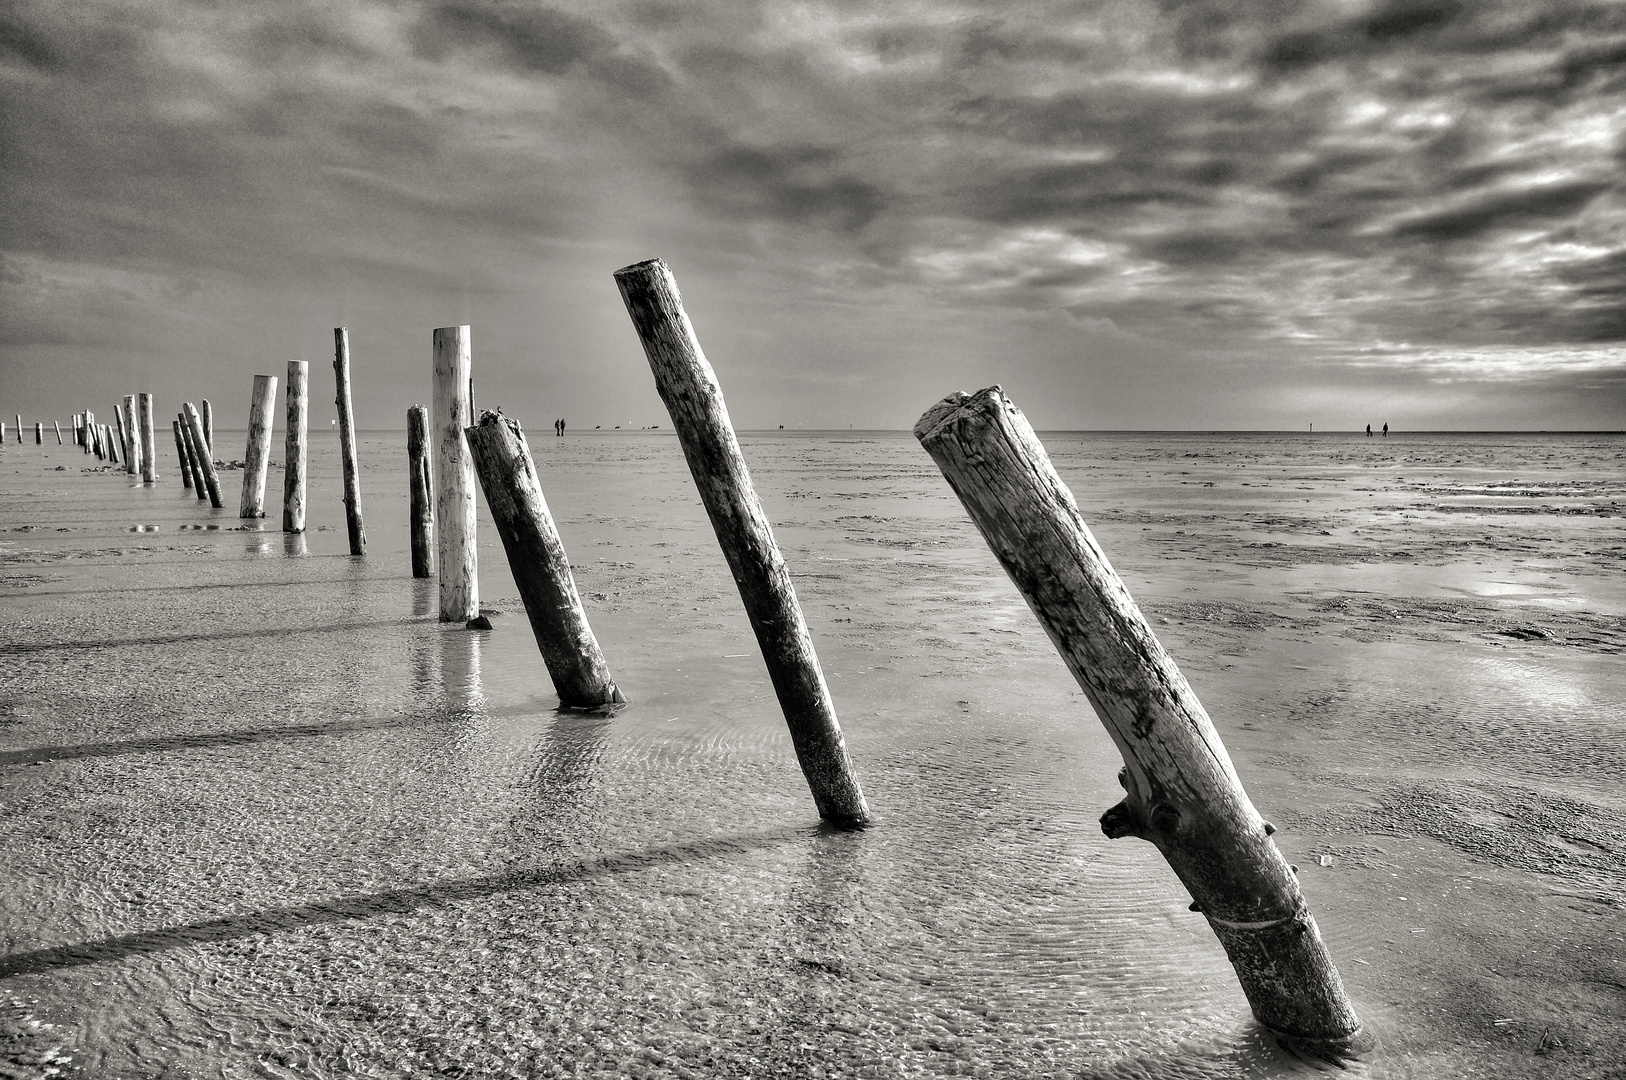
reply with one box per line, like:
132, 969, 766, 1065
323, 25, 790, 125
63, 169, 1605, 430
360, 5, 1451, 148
83, 411, 93, 453
613, 258, 870, 827
283, 361, 307, 533
123, 395, 143, 476
13, 414, 19, 442
179, 412, 208, 498
239, 374, 278, 518
465, 411, 624, 707
114, 399, 132, 473
54, 420, 63, 445
35, 422, 43, 445
182, 403, 223, 508
407, 404, 434, 578
101, 424, 115, 463
333, 329, 366, 555
201, 399, 214, 459
431, 326, 478, 621
915, 386, 1363, 1050
138, 393, 157, 483
172, 420, 192, 489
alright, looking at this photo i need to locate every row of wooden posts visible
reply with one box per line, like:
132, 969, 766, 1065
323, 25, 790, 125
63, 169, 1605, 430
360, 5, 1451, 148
9, 258, 1363, 1054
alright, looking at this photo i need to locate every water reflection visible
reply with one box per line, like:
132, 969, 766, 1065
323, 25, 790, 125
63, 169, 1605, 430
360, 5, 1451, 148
439, 626, 485, 710
282, 532, 307, 557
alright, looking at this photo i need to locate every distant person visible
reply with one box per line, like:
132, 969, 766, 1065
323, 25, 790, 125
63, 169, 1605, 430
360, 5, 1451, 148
560, 418, 565, 436
1382, 422, 1388, 437
1365, 424, 1371, 437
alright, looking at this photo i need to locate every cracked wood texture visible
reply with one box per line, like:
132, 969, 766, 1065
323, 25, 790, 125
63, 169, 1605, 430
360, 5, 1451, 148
465, 412, 624, 709
614, 257, 870, 827
240, 374, 277, 518
182, 403, 222, 508
431, 326, 478, 621
407, 405, 434, 579
284, 362, 308, 533
333, 329, 366, 555
138, 393, 157, 484
915, 386, 1361, 1048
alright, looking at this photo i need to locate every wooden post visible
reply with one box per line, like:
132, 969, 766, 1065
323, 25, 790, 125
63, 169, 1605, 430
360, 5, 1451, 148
139, 394, 157, 483
101, 424, 114, 463
431, 326, 478, 621
407, 404, 434, 578
613, 258, 870, 827
114, 400, 131, 472
239, 374, 278, 518
123, 395, 143, 475
183, 402, 223, 508
54, 421, 62, 445
172, 420, 192, 488
915, 387, 1364, 1051
333, 329, 366, 555
465, 411, 624, 707
35, 422, 43, 444
13, 414, 19, 443
283, 361, 307, 533
201, 399, 214, 459
179, 412, 208, 498
83, 411, 93, 453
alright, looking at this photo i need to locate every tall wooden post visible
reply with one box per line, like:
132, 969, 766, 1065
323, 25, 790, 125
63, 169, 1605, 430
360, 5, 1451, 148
407, 405, 434, 578
183, 403, 223, 508
172, 420, 192, 488
13, 414, 19, 443
465, 411, 624, 707
54, 421, 62, 445
124, 396, 143, 475
83, 411, 93, 453
179, 412, 208, 498
138, 394, 157, 483
201, 399, 214, 460
35, 422, 43, 445
333, 329, 366, 555
613, 258, 870, 827
240, 374, 277, 517
283, 361, 308, 533
101, 424, 115, 463
915, 387, 1364, 1051
431, 326, 478, 621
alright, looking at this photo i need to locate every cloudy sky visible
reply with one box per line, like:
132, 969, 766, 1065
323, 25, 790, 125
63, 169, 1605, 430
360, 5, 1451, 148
3, 0, 1624, 431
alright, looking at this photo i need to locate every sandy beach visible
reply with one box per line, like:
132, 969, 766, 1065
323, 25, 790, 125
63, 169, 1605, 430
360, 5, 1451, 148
1, 426, 1622, 1078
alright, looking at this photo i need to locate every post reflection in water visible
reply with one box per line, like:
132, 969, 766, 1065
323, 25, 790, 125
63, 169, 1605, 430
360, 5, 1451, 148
282, 532, 307, 557
439, 625, 486, 712
502, 715, 611, 864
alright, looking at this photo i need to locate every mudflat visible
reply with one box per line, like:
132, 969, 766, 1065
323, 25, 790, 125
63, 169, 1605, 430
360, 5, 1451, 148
2, 428, 1622, 1078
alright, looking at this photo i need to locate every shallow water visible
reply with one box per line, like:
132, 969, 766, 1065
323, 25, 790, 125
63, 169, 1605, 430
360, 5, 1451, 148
1, 428, 1622, 1078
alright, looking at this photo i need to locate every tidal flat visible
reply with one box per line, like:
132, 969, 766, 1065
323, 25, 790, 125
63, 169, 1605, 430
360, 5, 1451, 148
1, 427, 1622, 1078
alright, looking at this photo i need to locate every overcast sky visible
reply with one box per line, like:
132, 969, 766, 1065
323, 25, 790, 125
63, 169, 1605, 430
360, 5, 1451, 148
3, 0, 1624, 431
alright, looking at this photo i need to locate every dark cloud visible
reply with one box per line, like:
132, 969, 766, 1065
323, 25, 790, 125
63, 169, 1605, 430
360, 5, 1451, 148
1390, 181, 1613, 240
411, 1, 612, 73
685, 145, 884, 233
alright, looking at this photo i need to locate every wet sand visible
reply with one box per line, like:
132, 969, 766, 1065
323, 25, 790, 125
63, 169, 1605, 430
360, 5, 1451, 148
1, 428, 1622, 1078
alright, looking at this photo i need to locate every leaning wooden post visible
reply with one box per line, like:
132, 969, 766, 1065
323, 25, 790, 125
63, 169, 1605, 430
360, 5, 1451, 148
171, 420, 192, 489
239, 374, 278, 518
54, 421, 62, 445
613, 258, 870, 827
115, 399, 133, 473
333, 329, 366, 555
182, 403, 223, 508
179, 412, 208, 499
102, 424, 116, 463
407, 404, 434, 578
465, 411, 625, 707
431, 327, 478, 620
915, 387, 1363, 1050
138, 394, 157, 483
201, 399, 214, 459
283, 361, 307, 533
14, 414, 20, 443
